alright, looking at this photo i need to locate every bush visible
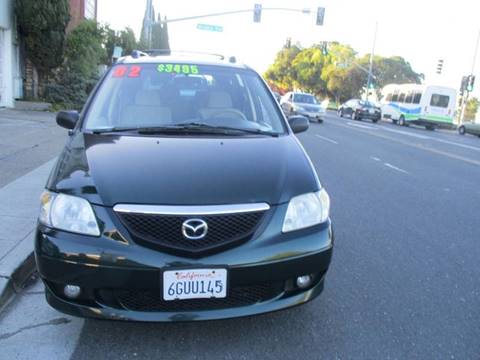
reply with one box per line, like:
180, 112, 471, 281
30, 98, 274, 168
45, 20, 105, 110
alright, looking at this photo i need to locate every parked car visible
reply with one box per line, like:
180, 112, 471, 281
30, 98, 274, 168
338, 99, 381, 122
280, 91, 326, 123
458, 122, 480, 137
35, 52, 333, 322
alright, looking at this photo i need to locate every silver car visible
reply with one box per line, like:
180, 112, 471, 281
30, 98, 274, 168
280, 92, 326, 123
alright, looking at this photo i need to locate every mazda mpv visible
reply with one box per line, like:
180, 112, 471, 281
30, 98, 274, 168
35, 51, 333, 322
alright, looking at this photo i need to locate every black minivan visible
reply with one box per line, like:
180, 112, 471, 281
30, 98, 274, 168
35, 53, 333, 322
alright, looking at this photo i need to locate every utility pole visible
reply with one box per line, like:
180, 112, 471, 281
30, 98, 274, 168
460, 29, 480, 123
365, 22, 378, 101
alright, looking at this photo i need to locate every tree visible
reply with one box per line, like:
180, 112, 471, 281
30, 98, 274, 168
264, 43, 301, 93
151, 17, 170, 50
291, 46, 328, 96
45, 20, 106, 109
15, 0, 70, 95
465, 97, 479, 121
103, 25, 137, 65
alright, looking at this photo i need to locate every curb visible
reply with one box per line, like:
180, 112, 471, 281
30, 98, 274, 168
0, 251, 36, 311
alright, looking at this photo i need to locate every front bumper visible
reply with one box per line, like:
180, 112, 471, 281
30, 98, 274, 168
297, 110, 325, 121
35, 203, 333, 322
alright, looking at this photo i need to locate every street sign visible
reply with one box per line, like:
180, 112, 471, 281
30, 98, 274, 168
112, 46, 123, 59
197, 23, 224, 32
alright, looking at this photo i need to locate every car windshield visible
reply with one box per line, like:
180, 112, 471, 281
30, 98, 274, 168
84, 63, 286, 135
359, 100, 376, 108
293, 94, 318, 104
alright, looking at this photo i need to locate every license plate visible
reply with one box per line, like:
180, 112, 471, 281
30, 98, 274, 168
163, 268, 227, 301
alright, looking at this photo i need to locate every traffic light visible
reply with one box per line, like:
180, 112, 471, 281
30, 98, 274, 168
316, 7, 325, 26
467, 75, 475, 92
436, 59, 444, 74
253, 4, 262, 23
460, 76, 468, 96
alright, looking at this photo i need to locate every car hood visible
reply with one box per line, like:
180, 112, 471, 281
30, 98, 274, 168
47, 133, 319, 207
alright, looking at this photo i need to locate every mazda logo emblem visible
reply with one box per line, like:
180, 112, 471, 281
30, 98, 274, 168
182, 219, 208, 240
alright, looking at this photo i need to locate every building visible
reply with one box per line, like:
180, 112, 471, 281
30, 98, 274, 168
0, 0, 22, 107
67, 0, 98, 33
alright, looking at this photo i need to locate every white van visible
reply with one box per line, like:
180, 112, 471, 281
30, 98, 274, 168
380, 84, 457, 130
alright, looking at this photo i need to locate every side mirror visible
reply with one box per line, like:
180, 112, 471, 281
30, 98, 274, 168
288, 115, 309, 134
56, 110, 79, 130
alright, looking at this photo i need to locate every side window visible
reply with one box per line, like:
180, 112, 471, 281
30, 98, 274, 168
405, 91, 413, 103
430, 94, 449, 108
398, 92, 406, 103
391, 90, 399, 102
413, 92, 422, 104
386, 93, 392, 101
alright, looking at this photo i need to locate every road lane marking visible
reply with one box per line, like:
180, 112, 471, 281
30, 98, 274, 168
381, 127, 430, 139
384, 163, 409, 174
432, 138, 480, 152
370, 156, 381, 161
347, 122, 377, 130
330, 122, 480, 167
315, 134, 338, 144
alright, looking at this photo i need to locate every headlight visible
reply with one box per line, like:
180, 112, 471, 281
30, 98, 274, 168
282, 189, 330, 233
39, 191, 100, 236
293, 105, 305, 112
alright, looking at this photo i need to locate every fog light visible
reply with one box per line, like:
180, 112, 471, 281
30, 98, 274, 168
296, 275, 312, 289
63, 285, 81, 299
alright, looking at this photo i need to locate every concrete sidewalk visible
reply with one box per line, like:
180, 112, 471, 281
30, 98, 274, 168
0, 159, 56, 309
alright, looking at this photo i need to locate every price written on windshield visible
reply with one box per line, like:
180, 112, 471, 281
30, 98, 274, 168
157, 64, 199, 74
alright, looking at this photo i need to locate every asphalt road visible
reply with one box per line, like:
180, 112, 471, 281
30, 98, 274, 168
1, 112, 480, 359
0, 109, 65, 188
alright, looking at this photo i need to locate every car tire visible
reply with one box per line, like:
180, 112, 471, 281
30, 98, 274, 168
425, 125, 435, 131
392, 119, 398, 124
458, 126, 466, 135
398, 116, 406, 126
372, 118, 379, 123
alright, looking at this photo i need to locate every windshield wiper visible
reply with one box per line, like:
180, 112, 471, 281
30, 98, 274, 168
91, 123, 279, 137
170, 122, 280, 137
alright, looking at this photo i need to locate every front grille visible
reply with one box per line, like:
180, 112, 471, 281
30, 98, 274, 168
113, 282, 283, 312
116, 211, 265, 256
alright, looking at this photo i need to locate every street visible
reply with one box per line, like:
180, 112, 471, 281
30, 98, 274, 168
1, 112, 479, 359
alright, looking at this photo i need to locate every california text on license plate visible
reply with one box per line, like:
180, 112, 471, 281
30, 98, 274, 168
163, 268, 227, 301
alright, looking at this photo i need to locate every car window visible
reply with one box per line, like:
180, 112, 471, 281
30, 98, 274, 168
398, 92, 406, 103
413, 92, 422, 104
84, 63, 286, 134
430, 94, 449, 108
405, 91, 413, 103
386, 93, 392, 101
293, 94, 318, 104
391, 90, 399, 102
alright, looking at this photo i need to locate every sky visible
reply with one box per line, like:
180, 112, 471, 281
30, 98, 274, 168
98, 0, 480, 98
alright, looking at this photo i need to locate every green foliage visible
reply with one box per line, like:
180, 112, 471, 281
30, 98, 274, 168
45, 20, 106, 109
265, 42, 422, 102
465, 97, 479, 121
15, 0, 70, 73
64, 20, 106, 78
103, 25, 137, 64
151, 21, 170, 50
264, 44, 301, 93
